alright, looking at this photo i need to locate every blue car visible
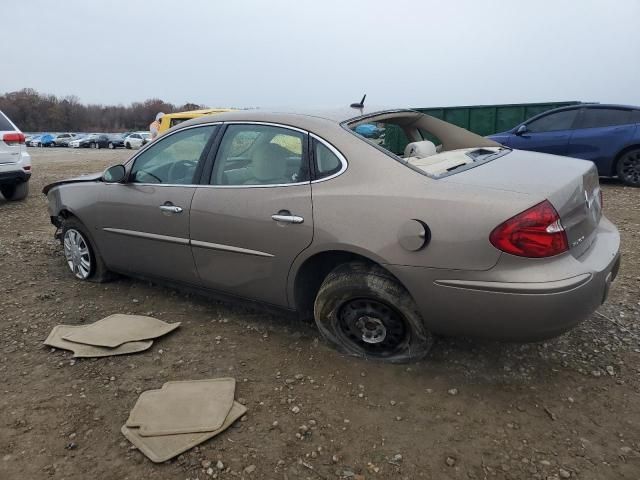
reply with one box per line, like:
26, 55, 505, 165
489, 104, 640, 187
355, 123, 383, 139
39, 133, 56, 147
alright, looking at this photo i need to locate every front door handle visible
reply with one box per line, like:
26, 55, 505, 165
272, 212, 304, 224
159, 205, 183, 214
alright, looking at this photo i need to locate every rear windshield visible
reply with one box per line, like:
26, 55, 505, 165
347, 111, 507, 179
0, 111, 15, 131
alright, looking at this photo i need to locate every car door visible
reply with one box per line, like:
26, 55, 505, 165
508, 108, 579, 156
567, 107, 636, 175
94, 124, 219, 284
190, 123, 313, 307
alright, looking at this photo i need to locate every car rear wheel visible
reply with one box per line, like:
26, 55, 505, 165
61, 218, 111, 282
313, 262, 433, 363
617, 148, 640, 187
125, 142, 131, 149
0, 181, 29, 201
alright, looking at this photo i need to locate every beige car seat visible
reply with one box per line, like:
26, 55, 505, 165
245, 143, 290, 185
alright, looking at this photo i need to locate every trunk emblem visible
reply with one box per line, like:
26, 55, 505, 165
584, 190, 594, 209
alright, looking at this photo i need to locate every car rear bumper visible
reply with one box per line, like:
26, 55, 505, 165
0, 168, 30, 185
387, 216, 621, 341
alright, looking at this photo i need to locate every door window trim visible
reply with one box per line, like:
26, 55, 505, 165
123, 122, 222, 187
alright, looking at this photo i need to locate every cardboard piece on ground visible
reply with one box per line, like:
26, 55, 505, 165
121, 401, 246, 463
61, 314, 180, 348
44, 325, 153, 358
126, 378, 236, 436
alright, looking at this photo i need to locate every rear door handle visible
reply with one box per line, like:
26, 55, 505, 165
272, 213, 304, 224
159, 205, 183, 214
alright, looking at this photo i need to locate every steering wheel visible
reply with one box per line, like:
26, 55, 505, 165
136, 170, 162, 183
168, 160, 197, 184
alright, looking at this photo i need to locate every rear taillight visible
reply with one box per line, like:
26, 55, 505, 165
2, 132, 25, 145
490, 200, 568, 258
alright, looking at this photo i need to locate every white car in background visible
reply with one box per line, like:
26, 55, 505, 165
0, 110, 31, 201
124, 132, 151, 149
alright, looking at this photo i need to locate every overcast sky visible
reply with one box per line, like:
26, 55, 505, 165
3, 0, 639, 109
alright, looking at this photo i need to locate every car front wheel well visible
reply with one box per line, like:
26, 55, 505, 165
292, 251, 403, 321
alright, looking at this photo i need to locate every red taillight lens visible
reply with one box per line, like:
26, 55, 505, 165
490, 200, 568, 258
2, 132, 25, 145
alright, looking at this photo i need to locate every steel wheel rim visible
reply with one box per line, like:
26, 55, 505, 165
620, 151, 640, 184
63, 229, 91, 279
337, 298, 409, 357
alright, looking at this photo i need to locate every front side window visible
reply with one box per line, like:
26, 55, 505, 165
130, 125, 216, 184
526, 110, 577, 133
580, 108, 632, 129
211, 124, 308, 186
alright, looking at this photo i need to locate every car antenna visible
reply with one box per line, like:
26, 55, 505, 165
350, 94, 366, 109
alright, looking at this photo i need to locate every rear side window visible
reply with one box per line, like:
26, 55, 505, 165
211, 125, 308, 186
0, 111, 15, 131
580, 108, 632, 129
526, 109, 578, 132
313, 140, 343, 179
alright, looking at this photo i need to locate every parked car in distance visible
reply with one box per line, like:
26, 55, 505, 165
355, 123, 383, 138
159, 109, 233, 133
54, 133, 77, 147
26, 135, 42, 147
489, 104, 640, 187
70, 134, 110, 149
44, 107, 620, 362
0, 110, 31, 201
124, 132, 151, 149
106, 134, 127, 149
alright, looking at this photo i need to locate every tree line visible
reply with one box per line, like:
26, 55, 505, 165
0, 88, 206, 133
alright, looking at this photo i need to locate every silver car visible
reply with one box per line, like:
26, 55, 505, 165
44, 107, 621, 362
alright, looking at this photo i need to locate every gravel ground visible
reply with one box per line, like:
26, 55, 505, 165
1, 148, 639, 480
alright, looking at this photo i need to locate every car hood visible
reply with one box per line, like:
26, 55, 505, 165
42, 171, 103, 195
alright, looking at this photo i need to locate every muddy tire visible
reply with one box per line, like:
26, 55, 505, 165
1, 181, 29, 201
313, 262, 433, 363
60, 218, 112, 283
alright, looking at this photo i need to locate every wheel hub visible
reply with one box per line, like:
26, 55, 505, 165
356, 316, 387, 344
336, 298, 408, 357
63, 229, 91, 279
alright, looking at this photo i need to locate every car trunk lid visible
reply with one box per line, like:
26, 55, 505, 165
441, 149, 602, 258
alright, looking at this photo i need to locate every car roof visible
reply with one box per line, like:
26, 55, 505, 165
181, 106, 416, 129
539, 103, 640, 114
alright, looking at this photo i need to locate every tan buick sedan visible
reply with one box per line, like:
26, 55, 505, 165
44, 107, 620, 362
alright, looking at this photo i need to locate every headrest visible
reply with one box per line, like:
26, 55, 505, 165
404, 141, 437, 159
251, 143, 288, 181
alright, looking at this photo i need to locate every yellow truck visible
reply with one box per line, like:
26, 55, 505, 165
159, 108, 233, 133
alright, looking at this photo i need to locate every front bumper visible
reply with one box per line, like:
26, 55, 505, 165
387, 216, 621, 341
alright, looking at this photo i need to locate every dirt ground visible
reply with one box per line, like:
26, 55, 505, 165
1, 147, 639, 480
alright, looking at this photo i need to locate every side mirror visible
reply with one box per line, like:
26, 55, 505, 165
515, 124, 528, 136
103, 164, 126, 183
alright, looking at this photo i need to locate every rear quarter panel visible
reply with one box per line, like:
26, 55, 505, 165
300, 129, 536, 272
